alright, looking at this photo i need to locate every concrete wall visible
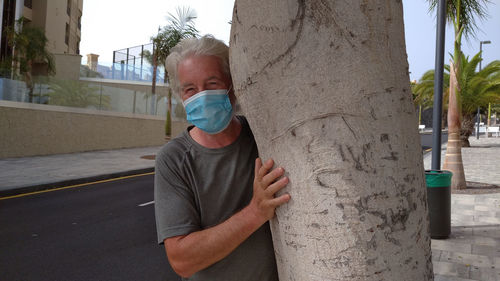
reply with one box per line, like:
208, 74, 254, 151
0, 100, 188, 159
53, 53, 82, 80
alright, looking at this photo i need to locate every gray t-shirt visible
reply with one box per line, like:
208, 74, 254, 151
154, 116, 279, 281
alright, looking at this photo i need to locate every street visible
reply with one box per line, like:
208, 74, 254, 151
420, 131, 448, 151
0, 133, 443, 281
0, 174, 181, 281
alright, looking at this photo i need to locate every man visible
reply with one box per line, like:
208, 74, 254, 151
155, 35, 290, 280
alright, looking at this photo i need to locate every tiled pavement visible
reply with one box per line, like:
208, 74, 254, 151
424, 136, 500, 280
0, 146, 162, 195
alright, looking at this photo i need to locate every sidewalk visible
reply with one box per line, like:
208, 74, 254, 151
423, 136, 500, 281
0, 146, 162, 197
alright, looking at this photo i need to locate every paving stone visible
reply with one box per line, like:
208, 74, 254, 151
469, 266, 500, 281
472, 226, 500, 239
433, 261, 461, 277
434, 275, 476, 281
432, 240, 472, 254
439, 251, 494, 268
432, 249, 443, 261
472, 236, 500, 247
453, 204, 476, 211
474, 216, 500, 224
472, 244, 500, 258
450, 226, 474, 238
494, 257, 500, 267
475, 205, 494, 212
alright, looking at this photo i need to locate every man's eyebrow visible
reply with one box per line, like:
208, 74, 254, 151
206, 76, 223, 81
181, 82, 195, 89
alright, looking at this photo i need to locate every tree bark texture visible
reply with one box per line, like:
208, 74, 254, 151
230, 1, 433, 280
459, 114, 475, 147
443, 62, 467, 189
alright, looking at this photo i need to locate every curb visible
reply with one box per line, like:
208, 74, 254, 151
0, 167, 155, 198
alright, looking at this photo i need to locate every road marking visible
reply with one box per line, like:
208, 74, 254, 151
0, 172, 155, 201
138, 201, 155, 207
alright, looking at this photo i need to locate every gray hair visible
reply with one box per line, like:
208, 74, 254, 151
165, 35, 230, 96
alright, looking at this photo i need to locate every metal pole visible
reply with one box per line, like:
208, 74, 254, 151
126, 48, 129, 80
477, 42, 482, 139
476, 40, 491, 138
431, 0, 447, 171
112, 51, 116, 79
140, 45, 144, 80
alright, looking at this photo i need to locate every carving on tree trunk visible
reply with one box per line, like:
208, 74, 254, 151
230, 0, 433, 280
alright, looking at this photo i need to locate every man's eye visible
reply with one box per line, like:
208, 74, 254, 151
207, 82, 219, 88
182, 88, 195, 99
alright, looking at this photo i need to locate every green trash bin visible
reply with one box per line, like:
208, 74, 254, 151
425, 170, 453, 239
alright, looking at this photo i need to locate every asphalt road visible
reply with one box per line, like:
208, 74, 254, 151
420, 131, 448, 151
0, 174, 181, 281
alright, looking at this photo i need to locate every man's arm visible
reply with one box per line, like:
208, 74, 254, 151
164, 158, 290, 278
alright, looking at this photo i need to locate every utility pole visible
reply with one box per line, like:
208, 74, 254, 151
431, 0, 447, 170
476, 40, 491, 139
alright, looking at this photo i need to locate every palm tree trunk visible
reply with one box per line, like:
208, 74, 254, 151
460, 114, 475, 147
230, 1, 433, 279
166, 76, 172, 137
166, 89, 172, 136
443, 62, 467, 189
151, 49, 158, 115
25, 62, 34, 103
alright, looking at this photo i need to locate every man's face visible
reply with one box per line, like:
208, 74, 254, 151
178, 55, 234, 104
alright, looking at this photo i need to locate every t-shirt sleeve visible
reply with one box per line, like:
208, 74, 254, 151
154, 144, 200, 245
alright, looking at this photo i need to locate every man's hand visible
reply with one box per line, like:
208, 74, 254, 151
249, 158, 291, 224
164, 157, 290, 278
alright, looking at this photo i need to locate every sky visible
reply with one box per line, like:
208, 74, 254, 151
79, 0, 500, 81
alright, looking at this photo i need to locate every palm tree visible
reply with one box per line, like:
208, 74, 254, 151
5, 17, 55, 103
413, 69, 450, 128
458, 53, 500, 144
231, 1, 433, 278
147, 7, 198, 136
413, 53, 500, 143
427, 0, 491, 189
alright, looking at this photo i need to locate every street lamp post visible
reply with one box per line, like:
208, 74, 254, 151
476, 40, 491, 139
431, 0, 447, 170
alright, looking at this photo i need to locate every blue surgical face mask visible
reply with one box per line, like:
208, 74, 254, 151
183, 89, 233, 134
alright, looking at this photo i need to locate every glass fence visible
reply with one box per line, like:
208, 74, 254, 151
0, 76, 187, 121
88, 61, 166, 83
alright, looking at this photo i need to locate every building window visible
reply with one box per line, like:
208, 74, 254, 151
78, 14, 81, 30
65, 23, 69, 45
67, 0, 71, 16
76, 37, 80, 54
24, 0, 33, 9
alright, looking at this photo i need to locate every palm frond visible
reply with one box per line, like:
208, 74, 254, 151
166, 6, 198, 35
426, 0, 491, 40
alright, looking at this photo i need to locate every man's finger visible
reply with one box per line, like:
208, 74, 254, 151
262, 167, 284, 187
270, 193, 291, 207
265, 176, 288, 195
255, 158, 262, 180
258, 158, 274, 178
